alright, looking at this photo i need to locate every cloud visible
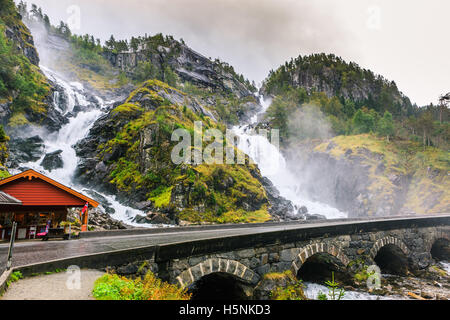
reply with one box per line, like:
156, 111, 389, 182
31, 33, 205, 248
19, 0, 450, 105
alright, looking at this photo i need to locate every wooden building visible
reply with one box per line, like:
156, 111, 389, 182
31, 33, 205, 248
0, 169, 99, 240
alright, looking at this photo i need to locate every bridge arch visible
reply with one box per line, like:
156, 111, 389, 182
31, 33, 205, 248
428, 229, 450, 252
429, 230, 450, 261
176, 258, 260, 288
370, 236, 410, 275
291, 242, 350, 276
369, 236, 409, 259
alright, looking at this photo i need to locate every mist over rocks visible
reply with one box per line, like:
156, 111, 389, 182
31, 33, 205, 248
6, 135, 45, 168
3, 15, 40, 66
283, 136, 449, 218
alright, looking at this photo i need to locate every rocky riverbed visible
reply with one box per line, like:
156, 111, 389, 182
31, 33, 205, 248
336, 262, 450, 300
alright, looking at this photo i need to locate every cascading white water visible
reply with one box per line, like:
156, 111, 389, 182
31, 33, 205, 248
18, 66, 161, 228
303, 282, 405, 300
440, 261, 450, 274
20, 64, 346, 226
233, 98, 347, 219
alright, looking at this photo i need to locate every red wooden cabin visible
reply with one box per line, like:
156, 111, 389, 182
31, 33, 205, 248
0, 169, 99, 240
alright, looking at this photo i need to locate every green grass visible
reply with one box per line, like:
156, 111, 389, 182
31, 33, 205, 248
6, 271, 23, 287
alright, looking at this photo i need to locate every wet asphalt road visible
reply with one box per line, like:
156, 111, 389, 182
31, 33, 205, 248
0, 216, 448, 275
0, 221, 347, 274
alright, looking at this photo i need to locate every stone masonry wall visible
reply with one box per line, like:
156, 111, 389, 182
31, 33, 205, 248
109, 225, 450, 291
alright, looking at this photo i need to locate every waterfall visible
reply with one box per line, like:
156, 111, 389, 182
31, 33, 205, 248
233, 98, 348, 219
18, 66, 160, 228
17, 63, 346, 226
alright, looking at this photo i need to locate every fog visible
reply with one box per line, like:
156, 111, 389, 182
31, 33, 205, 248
15, 0, 450, 106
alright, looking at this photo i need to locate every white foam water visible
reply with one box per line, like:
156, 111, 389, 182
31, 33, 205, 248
19, 66, 162, 227
233, 98, 347, 219
303, 282, 405, 300
439, 261, 450, 274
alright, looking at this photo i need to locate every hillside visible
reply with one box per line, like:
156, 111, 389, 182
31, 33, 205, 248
102, 33, 259, 124
260, 53, 449, 217
0, 0, 55, 129
261, 53, 415, 116
19, 3, 261, 127
74, 80, 291, 224
285, 134, 449, 217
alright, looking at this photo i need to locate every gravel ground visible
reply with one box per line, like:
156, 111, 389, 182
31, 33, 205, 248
1, 269, 105, 300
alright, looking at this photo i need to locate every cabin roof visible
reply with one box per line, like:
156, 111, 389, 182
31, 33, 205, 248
0, 191, 22, 205
0, 169, 99, 207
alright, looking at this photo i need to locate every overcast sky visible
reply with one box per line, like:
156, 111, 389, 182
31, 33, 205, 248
19, 0, 450, 106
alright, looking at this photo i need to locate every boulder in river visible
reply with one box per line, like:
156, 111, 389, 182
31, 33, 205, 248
40, 150, 64, 171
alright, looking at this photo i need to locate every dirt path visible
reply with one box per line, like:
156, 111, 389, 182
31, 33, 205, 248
1, 269, 105, 300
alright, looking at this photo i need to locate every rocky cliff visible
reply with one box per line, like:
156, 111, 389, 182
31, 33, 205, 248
0, 126, 9, 179
261, 53, 415, 116
1, 7, 39, 66
74, 79, 290, 225
102, 34, 261, 124
0, 0, 68, 132
285, 134, 449, 217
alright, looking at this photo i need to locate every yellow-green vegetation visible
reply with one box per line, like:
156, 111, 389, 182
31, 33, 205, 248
314, 134, 450, 215
92, 272, 191, 300
348, 258, 374, 284
264, 270, 294, 281
111, 103, 143, 115
430, 265, 447, 277
353, 266, 376, 283
0, 125, 10, 179
267, 270, 307, 300
149, 186, 173, 208
6, 271, 23, 287
0, 170, 9, 179
45, 48, 124, 91
99, 80, 271, 224
0, 10, 52, 127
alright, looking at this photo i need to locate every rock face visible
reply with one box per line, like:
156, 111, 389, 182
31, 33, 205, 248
40, 150, 63, 171
258, 176, 297, 221
3, 15, 40, 66
261, 53, 413, 115
285, 135, 449, 218
102, 36, 261, 124
6, 136, 45, 168
103, 40, 255, 100
0, 2, 68, 133
74, 80, 289, 225
67, 207, 128, 230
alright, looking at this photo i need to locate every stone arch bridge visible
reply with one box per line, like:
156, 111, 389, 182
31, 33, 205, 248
13, 215, 450, 298
107, 215, 450, 291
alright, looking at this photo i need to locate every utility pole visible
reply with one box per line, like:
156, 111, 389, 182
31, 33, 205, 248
6, 222, 17, 270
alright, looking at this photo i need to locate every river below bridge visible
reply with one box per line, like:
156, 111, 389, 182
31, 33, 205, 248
304, 260, 450, 300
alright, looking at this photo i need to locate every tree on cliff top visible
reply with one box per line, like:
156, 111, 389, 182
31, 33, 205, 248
377, 111, 395, 142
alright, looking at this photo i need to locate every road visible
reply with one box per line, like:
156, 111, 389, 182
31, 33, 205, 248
0, 215, 449, 275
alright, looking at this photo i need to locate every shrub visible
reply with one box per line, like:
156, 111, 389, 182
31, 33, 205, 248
92, 272, 191, 300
